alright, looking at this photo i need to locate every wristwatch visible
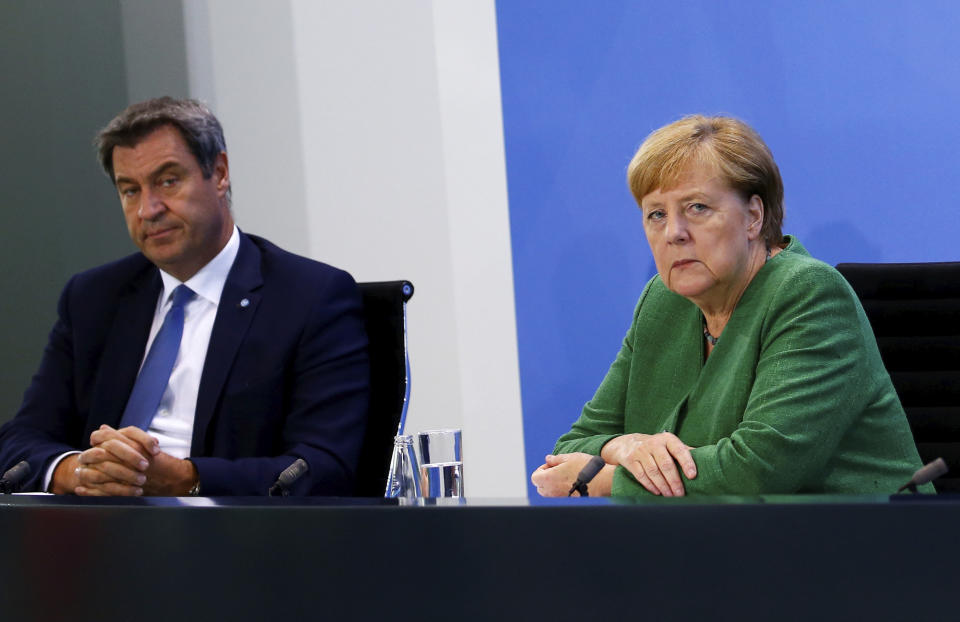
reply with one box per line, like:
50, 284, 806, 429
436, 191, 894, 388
186, 459, 201, 496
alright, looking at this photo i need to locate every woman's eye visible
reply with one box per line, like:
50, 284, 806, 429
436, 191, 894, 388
690, 202, 708, 213
646, 209, 665, 221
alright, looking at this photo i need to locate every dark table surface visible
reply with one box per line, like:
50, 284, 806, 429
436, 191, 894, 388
2, 493, 956, 621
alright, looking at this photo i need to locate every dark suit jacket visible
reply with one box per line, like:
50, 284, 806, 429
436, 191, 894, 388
0, 232, 369, 495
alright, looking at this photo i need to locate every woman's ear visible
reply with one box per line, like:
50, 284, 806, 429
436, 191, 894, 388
746, 194, 764, 240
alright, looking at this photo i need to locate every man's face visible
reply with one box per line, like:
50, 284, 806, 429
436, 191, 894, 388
112, 124, 233, 281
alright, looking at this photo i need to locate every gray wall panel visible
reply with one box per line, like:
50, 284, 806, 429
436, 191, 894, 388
0, 1, 134, 422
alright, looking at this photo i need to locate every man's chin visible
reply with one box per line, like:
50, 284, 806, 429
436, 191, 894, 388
139, 245, 184, 270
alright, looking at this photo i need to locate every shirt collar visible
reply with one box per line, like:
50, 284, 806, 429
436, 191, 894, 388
157, 225, 240, 307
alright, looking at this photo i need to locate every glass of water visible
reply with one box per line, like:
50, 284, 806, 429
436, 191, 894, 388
422, 462, 463, 498
417, 429, 463, 497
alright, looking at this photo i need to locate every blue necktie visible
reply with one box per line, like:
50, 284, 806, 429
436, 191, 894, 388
119, 284, 195, 431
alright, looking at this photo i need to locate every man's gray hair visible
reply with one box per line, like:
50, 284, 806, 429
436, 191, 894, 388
95, 97, 227, 183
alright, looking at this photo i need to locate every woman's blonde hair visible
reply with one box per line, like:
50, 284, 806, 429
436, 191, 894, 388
627, 115, 784, 247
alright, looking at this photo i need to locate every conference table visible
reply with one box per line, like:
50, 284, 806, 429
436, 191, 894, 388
1, 493, 956, 621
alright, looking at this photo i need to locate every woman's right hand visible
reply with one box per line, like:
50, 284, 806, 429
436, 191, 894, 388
601, 432, 697, 497
530, 452, 615, 497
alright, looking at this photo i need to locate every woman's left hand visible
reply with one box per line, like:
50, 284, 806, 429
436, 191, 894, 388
601, 432, 697, 497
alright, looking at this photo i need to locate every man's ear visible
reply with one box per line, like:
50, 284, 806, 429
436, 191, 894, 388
214, 152, 230, 197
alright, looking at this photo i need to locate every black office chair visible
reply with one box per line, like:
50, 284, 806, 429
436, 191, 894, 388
352, 280, 414, 496
836, 262, 960, 492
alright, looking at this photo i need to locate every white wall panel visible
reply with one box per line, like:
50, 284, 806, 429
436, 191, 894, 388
432, 1, 526, 496
185, 0, 311, 258
179, 0, 525, 497
289, 0, 465, 453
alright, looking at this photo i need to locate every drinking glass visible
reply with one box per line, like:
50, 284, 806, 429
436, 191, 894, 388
417, 429, 462, 464
417, 429, 463, 497
422, 462, 464, 498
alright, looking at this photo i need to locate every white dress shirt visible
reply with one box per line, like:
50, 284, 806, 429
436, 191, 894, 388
43, 226, 240, 488
146, 226, 240, 458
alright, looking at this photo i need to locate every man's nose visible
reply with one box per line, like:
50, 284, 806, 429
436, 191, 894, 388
137, 188, 165, 220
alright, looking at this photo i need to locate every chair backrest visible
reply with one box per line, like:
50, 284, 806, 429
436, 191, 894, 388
353, 280, 414, 496
836, 262, 960, 492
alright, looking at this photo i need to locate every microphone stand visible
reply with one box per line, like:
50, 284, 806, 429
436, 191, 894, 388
567, 455, 605, 497
569, 481, 590, 497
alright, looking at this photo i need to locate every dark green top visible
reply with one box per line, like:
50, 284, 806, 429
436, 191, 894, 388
555, 237, 931, 495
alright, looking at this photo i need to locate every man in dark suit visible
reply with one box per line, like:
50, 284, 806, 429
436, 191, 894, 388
0, 97, 369, 496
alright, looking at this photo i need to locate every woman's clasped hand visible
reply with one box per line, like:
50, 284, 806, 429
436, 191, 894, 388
600, 433, 697, 497
532, 432, 698, 498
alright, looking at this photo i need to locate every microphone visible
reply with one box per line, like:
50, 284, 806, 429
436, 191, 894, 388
0, 461, 31, 494
897, 457, 948, 493
568, 455, 606, 497
268, 458, 309, 496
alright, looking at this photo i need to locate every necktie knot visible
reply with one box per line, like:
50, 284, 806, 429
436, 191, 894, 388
170, 284, 195, 310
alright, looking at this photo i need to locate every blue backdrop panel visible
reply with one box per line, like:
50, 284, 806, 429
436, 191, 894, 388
496, 1, 960, 495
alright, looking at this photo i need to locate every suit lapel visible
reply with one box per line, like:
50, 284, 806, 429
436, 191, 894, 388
86, 267, 161, 439
192, 233, 264, 453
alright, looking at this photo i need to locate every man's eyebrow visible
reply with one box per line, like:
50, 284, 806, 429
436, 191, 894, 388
114, 161, 183, 186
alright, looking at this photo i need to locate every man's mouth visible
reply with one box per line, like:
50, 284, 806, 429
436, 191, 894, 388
144, 226, 176, 240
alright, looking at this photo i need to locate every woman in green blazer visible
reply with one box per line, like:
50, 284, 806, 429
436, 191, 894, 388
532, 115, 928, 497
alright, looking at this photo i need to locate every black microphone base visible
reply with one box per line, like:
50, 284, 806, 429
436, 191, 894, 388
267, 484, 290, 497
0, 481, 23, 494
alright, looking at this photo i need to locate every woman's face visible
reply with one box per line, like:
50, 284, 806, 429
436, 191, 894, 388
640, 165, 764, 309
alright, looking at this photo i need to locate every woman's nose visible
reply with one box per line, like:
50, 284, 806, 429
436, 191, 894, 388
665, 213, 689, 244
